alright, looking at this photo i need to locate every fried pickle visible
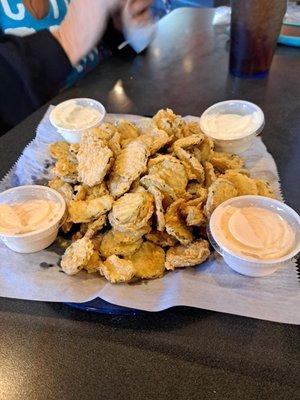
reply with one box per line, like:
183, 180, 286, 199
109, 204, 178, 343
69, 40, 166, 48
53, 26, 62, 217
100, 230, 142, 258
99, 255, 135, 284
61, 237, 95, 275
77, 132, 113, 187
204, 178, 237, 216
109, 191, 154, 232
165, 239, 210, 270
165, 199, 193, 245
68, 195, 113, 223
129, 242, 165, 279
109, 139, 149, 198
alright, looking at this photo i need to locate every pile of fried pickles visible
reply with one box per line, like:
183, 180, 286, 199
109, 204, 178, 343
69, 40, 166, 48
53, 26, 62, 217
48, 108, 276, 283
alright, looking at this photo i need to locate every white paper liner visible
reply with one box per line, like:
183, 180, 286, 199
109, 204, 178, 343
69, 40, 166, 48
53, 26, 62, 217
0, 107, 299, 324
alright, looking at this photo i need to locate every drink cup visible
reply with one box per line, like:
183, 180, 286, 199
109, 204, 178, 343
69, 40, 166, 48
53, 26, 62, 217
230, 0, 287, 78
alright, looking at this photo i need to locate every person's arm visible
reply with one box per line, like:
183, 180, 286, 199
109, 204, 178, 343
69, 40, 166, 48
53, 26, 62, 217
0, 30, 72, 135
0, 0, 121, 135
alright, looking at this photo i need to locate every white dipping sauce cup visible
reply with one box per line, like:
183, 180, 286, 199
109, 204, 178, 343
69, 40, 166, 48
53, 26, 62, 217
208, 196, 300, 277
49, 98, 106, 144
200, 100, 265, 154
0, 186, 66, 253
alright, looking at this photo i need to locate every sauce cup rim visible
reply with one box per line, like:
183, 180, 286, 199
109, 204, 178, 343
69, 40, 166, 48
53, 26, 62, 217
0, 185, 66, 238
208, 195, 300, 265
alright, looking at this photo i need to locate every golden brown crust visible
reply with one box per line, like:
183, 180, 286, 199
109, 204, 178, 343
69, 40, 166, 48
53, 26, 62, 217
165, 240, 210, 270
129, 242, 165, 279
204, 178, 238, 216
165, 199, 193, 245
255, 179, 277, 199
49, 108, 277, 283
108, 139, 149, 198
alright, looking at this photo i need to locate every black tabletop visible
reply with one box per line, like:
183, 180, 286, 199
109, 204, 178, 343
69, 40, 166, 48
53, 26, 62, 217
0, 8, 299, 400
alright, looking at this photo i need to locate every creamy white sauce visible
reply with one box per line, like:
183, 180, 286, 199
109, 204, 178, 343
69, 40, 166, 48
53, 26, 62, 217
0, 199, 60, 235
201, 112, 261, 140
52, 101, 102, 130
213, 205, 295, 260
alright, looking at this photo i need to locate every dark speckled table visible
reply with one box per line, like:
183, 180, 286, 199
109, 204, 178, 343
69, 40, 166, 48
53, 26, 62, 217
0, 9, 299, 400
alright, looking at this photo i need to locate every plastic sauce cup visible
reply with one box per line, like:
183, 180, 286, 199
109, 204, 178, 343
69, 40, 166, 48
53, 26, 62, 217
200, 100, 265, 154
49, 98, 106, 144
0, 186, 66, 253
208, 195, 300, 277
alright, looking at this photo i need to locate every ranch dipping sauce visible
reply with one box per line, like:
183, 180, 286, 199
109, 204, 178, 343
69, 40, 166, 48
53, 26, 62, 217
200, 111, 261, 140
212, 205, 296, 260
51, 100, 102, 130
0, 199, 61, 235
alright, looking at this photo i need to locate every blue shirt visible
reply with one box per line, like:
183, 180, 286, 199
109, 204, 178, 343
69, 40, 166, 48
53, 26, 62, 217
0, 0, 108, 86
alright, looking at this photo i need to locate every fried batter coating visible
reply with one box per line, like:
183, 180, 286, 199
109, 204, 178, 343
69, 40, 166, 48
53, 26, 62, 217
113, 224, 151, 243
61, 221, 73, 234
147, 155, 188, 197
183, 121, 203, 137
204, 178, 237, 216
48, 178, 73, 204
129, 242, 165, 279
185, 207, 206, 226
69, 143, 80, 155
203, 161, 217, 188
74, 183, 109, 201
175, 146, 205, 184
77, 131, 113, 187
165, 239, 210, 270
49, 108, 278, 283
153, 108, 185, 140
92, 123, 117, 141
141, 175, 177, 203
180, 198, 206, 226
83, 250, 100, 273
186, 183, 208, 201
145, 231, 177, 247
222, 170, 258, 196
191, 147, 203, 164
146, 185, 165, 231
210, 151, 244, 172
49, 141, 70, 160
68, 195, 113, 223
172, 133, 204, 151
116, 120, 139, 146
108, 132, 122, 157
109, 191, 154, 232
255, 179, 277, 199
99, 255, 135, 284
86, 182, 109, 199
61, 237, 95, 275
172, 134, 205, 184
199, 136, 214, 162
100, 230, 142, 258
165, 199, 193, 245
140, 129, 171, 155
229, 168, 251, 177
138, 120, 171, 155
91, 234, 104, 252
109, 139, 149, 198
52, 157, 78, 183
84, 215, 107, 239
73, 185, 87, 201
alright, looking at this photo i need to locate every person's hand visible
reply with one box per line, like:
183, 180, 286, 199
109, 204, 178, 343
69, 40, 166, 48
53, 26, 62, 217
123, 0, 153, 27
122, 0, 155, 53
52, 0, 121, 66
